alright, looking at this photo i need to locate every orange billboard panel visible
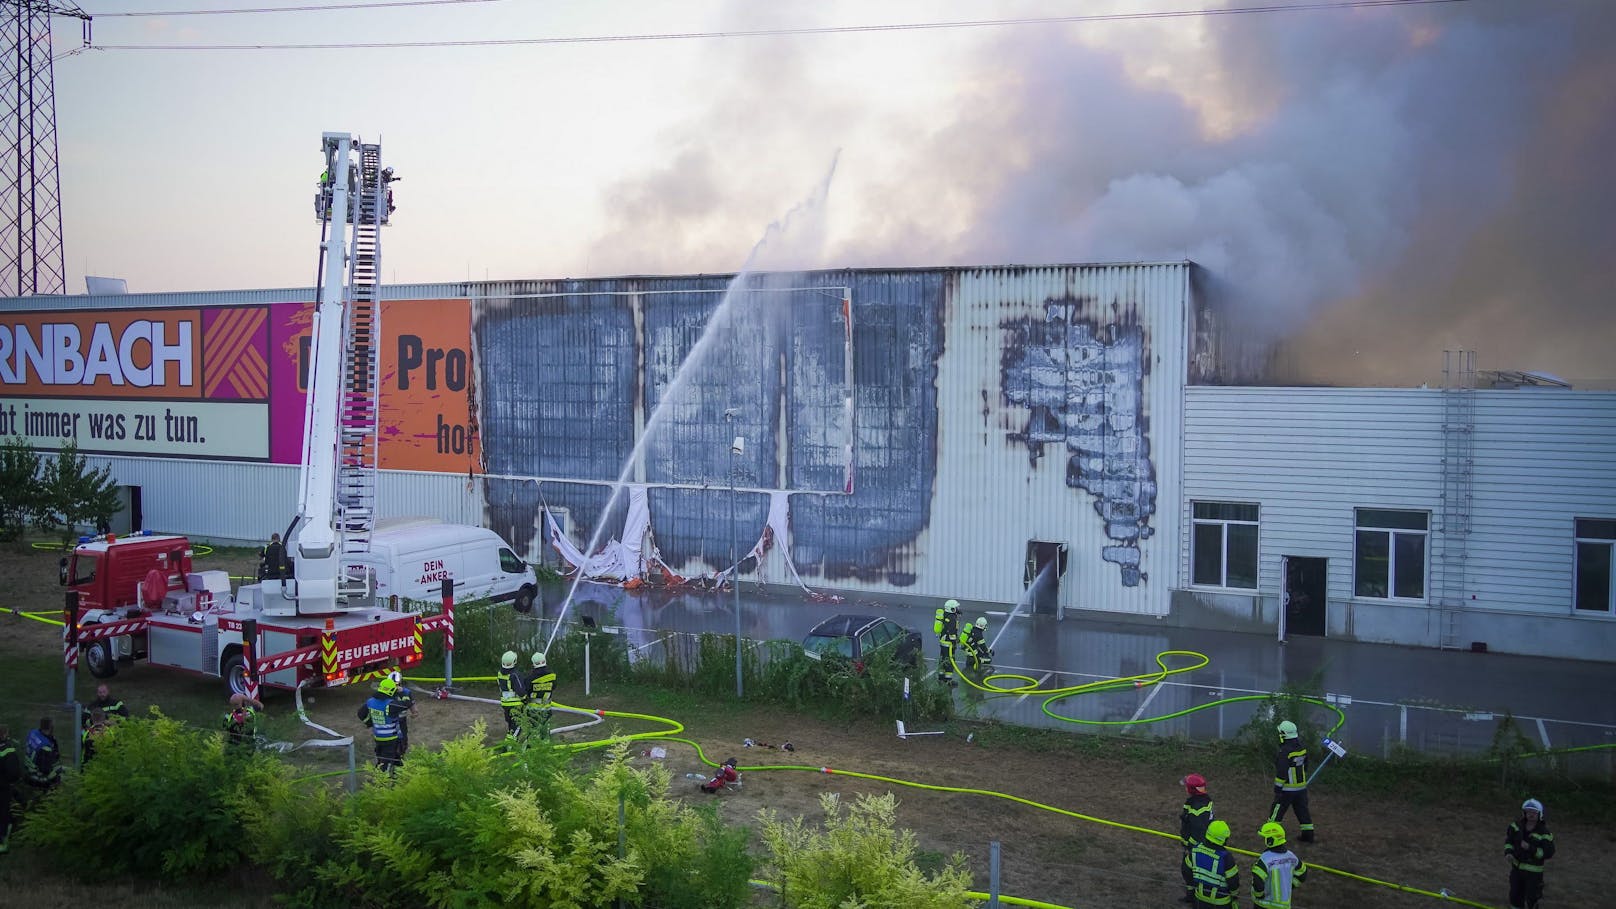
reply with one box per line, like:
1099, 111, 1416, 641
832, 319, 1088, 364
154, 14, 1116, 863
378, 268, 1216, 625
378, 299, 481, 473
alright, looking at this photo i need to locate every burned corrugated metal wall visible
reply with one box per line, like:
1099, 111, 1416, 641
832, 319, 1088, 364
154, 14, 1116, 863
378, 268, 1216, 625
464, 262, 1190, 615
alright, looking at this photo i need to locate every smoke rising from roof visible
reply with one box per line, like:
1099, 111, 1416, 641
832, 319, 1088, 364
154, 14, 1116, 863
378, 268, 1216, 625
584, 1, 1616, 386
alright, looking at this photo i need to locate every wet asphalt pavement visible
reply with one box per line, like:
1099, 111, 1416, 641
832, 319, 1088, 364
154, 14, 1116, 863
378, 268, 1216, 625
537, 581, 1616, 763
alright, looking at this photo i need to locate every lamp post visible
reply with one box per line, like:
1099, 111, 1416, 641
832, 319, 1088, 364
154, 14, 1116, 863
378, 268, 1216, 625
730, 433, 745, 699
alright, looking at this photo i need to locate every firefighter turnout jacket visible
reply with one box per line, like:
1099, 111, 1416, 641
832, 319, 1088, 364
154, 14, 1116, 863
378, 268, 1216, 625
358, 693, 407, 744
1252, 847, 1309, 909
497, 667, 526, 708
1181, 793, 1215, 847
1505, 816, 1554, 873
1275, 738, 1309, 791
527, 666, 556, 707
1183, 842, 1240, 906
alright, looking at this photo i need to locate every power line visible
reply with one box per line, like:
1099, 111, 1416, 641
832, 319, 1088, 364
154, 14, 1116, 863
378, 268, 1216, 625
91, 0, 505, 16
84, 0, 1471, 52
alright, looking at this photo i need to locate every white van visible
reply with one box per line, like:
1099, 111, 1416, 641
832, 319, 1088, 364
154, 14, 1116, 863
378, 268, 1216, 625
350, 521, 540, 613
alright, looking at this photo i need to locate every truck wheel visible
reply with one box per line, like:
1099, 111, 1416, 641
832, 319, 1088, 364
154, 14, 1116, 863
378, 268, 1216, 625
85, 640, 118, 679
222, 652, 249, 697
514, 586, 536, 614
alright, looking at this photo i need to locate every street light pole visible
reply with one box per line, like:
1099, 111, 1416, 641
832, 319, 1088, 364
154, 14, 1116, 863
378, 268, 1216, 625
730, 433, 745, 699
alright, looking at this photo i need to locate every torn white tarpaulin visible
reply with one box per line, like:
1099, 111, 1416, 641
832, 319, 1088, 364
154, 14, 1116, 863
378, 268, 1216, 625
547, 485, 650, 580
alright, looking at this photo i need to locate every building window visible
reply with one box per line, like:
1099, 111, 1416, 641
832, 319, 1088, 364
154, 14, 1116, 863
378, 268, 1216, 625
1192, 502, 1259, 589
1354, 509, 1428, 600
1575, 518, 1616, 613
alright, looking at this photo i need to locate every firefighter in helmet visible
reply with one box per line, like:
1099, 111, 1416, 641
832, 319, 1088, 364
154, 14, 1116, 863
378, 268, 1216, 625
959, 616, 993, 671
1252, 821, 1308, 909
1269, 720, 1315, 842
387, 670, 416, 755
932, 599, 961, 685
522, 652, 557, 741
1505, 798, 1554, 909
1178, 773, 1215, 903
358, 676, 408, 772
1182, 819, 1238, 907
222, 694, 262, 753
496, 650, 526, 737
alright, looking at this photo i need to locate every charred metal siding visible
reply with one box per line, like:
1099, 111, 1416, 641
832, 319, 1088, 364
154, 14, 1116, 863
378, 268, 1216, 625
925, 264, 1190, 615
1181, 387, 1616, 660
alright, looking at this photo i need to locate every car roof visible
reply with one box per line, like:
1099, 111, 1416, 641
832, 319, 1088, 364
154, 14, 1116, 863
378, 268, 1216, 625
806, 614, 888, 636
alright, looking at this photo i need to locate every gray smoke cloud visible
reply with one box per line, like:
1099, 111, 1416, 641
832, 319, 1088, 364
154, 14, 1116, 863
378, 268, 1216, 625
584, 1, 1616, 385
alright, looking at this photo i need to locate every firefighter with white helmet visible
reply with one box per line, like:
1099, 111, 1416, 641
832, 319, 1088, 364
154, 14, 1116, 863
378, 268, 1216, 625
496, 650, 526, 737
387, 669, 416, 755
522, 652, 557, 741
932, 599, 961, 685
959, 615, 993, 671
1505, 798, 1554, 909
1182, 819, 1238, 907
1252, 821, 1309, 908
1269, 720, 1315, 842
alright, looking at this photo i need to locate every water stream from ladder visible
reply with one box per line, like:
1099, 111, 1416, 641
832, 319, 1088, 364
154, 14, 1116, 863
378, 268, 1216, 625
543, 155, 840, 654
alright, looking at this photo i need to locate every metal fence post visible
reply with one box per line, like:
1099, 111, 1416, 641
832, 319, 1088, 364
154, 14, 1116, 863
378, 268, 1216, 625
584, 632, 594, 696
989, 840, 1001, 907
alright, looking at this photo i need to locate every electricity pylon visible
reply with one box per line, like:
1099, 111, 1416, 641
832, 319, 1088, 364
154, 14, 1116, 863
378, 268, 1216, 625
1, 2, 90, 297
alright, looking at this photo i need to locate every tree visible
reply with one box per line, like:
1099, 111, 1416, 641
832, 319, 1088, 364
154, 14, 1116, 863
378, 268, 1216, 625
35, 441, 122, 545
0, 436, 43, 543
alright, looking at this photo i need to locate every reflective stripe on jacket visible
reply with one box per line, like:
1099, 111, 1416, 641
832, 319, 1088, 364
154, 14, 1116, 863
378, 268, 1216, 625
362, 695, 403, 741
1185, 843, 1239, 905
1253, 848, 1308, 908
1274, 740, 1309, 790
1505, 818, 1554, 873
497, 668, 524, 707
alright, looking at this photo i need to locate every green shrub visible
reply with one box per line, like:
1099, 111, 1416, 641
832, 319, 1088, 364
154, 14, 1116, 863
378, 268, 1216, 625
759, 792, 972, 908
248, 728, 752, 909
19, 712, 285, 881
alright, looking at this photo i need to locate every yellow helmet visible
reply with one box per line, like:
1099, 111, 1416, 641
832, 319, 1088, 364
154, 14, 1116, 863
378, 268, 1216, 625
377, 677, 398, 697
1260, 822, 1287, 848
500, 650, 518, 669
1277, 720, 1298, 740
531, 651, 547, 668
1205, 820, 1231, 846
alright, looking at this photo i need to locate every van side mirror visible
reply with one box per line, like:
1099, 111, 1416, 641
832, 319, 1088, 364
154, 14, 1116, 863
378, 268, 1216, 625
58, 556, 69, 586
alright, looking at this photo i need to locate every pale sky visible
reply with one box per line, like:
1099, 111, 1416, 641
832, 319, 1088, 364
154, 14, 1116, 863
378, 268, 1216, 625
48, 0, 1616, 384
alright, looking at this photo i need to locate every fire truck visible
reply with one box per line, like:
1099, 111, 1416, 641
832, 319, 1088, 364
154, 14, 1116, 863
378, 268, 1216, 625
62, 133, 450, 697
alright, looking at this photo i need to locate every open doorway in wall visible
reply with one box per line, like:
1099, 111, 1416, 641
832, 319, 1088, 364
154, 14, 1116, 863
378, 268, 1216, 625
1283, 556, 1327, 637
1024, 540, 1069, 616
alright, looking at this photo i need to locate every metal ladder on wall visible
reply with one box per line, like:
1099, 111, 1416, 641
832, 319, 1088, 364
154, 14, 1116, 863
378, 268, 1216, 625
1435, 349, 1475, 649
336, 142, 386, 564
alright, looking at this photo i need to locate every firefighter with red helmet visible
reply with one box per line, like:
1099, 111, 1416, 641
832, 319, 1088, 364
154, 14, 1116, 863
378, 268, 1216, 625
1178, 773, 1215, 903
223, 694, 263, 753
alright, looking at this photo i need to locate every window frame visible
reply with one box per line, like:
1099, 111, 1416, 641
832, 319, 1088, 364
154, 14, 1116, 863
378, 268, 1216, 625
1573, 517, 1616, 615
1190, 501, 1260, 591
1353, 508, 1430, 602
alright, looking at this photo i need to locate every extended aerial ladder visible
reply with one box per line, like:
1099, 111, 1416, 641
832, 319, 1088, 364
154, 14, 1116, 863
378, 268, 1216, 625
274, 132, 394, 616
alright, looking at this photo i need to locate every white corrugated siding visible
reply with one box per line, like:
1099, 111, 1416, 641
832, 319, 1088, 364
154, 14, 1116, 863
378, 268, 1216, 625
1182, 387, 1616, 621
89, 457, 494, 548
919, 263, 1189, 615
